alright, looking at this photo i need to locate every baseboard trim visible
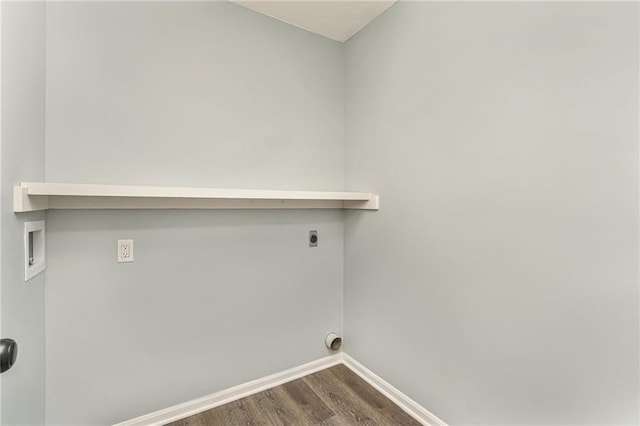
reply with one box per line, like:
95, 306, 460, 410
114, 352, 447, 426
342, 353, 447, 426
113, 354, 343, 426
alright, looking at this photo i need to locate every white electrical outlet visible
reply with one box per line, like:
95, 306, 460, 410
117, 239, 134, 263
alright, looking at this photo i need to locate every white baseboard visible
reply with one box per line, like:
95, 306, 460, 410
342, 353, 447, 426
114, 352, 447, 426
113, 354, 343, 426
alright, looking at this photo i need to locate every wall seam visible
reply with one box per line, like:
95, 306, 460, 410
341, 39, 347, 342
42, 1, 48, 422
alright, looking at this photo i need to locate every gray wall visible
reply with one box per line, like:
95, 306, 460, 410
1, 2, 47, 425
44, 2, 344, 425
46, 1, 343, 189
344, 2, 639, 425
5, 2, 638, 425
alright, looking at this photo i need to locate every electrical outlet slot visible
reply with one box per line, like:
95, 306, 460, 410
117, 239, 134, 263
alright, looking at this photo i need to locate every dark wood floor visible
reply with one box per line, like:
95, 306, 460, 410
167, 364, 421, 426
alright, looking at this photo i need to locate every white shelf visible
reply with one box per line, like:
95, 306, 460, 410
13, 182, 379, 212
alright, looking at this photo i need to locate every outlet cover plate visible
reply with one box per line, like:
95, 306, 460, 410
117, 239, 134, 263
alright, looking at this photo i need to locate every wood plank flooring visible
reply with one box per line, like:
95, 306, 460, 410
167, 364, 421, 426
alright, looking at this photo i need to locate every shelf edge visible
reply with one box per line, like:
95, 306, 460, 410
14, 183, 379, 212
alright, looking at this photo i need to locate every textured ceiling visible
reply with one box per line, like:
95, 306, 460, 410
232, 1, 396, 42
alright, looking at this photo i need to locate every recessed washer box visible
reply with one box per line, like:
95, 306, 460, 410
24, 220, 45, 281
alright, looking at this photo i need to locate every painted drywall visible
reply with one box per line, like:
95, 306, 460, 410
232, 1, 396, 42
45, 2, 343, 190
1, 2, 47, 425
44, 2, 344, 425
344, 2, 639, 424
